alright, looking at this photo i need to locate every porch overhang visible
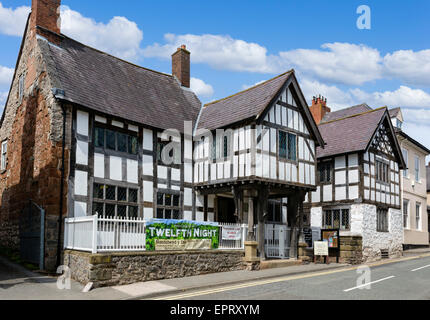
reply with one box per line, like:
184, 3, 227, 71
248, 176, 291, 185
194, 176, 316, 198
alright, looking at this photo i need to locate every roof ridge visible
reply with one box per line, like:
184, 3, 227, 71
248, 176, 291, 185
319, 106, 386, 125
204, 69, 294, 108
55, 31, 173, 79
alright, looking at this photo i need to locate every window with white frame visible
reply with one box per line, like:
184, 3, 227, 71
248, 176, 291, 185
415, 156, 420, 182
323, 208, 350, 230
403, 199, 409, 228
18, 74, 24, 103
402, 149, 408, 177
1, 140, 7, 171
377, 207, 389, 232
416, 202, 421, 230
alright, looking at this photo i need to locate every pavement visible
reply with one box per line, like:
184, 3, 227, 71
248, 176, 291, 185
1, 247, 429, 300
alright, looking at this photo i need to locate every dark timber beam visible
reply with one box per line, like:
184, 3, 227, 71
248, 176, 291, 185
288, 190, 306, 260
257, 186, 269, 260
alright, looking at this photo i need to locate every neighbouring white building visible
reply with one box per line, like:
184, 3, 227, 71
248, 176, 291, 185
306, 101, 406, 262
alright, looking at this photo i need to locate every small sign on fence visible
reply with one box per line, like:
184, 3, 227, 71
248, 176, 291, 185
221, 225, 242, 241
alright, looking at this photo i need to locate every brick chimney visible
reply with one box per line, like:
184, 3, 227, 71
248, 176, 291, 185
172, 45, 190, 88
309, 95, 331, 125
30, 0, 61, 35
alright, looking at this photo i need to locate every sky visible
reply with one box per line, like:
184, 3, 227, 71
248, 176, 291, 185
0, 0, 429, 157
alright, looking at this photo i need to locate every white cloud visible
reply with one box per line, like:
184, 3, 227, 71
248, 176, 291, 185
143, 33, 273, 73
0, 66, 14, 86
0, 2, 30, 36
299, 76, 430, 111
278, 43, 383, 86
383, 49, 430, 87
60, 5, 143, 61
190, 77, 214, 98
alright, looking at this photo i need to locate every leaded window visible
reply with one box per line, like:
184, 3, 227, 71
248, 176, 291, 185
323, 209, 350, 230
279, 131, 297, 161
376, 160, 389, 183
377, 208, 389, 232
156, 192, 181, 220
94, 125, 138, 155
318, 162, 331, 183
93, 183, 139, 218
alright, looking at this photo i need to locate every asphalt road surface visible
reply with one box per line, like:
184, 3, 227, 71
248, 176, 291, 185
152, 255, 430, 300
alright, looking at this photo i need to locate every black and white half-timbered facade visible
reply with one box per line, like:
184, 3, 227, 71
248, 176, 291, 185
194, 71, 324, 259
56, 32, 324, 260
306, 103, 406, 262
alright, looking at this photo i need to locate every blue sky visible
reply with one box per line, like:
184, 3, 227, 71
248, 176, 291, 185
1, 0, 430, 153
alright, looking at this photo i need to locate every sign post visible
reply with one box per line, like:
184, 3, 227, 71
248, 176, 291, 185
313, 241, 329, 264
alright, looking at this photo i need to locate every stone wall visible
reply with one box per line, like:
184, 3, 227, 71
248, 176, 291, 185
362, 205, 403, 262
0, 21, 72, 271
339, 236, 363, 264
64, 250, 246, 288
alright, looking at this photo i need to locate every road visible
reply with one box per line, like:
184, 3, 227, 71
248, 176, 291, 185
152, 255, 430, 300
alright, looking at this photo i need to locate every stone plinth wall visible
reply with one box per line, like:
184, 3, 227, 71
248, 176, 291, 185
64, 249, 246, 288
340, 236, 363, 265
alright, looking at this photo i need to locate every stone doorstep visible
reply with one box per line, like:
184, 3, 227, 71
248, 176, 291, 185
259, 259, 303, 270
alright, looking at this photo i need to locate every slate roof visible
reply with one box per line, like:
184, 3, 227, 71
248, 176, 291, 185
39, 34, 201, 133
197, 71, 294, 130
316, 107, 387, 158
321, 104, 372, 123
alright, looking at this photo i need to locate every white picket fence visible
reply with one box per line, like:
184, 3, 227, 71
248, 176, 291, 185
64, 215, 146, 253
64, 215, 247, 253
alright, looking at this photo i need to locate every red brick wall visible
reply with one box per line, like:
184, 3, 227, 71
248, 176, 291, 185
0, 17, 71, 270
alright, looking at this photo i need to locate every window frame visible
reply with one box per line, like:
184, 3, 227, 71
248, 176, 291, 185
375, 159, 389, 184
94, 124, 138, 156
278, 130, 297, 162
156, 191, 181, 220
1, 140, 7, 171
402, 148, 408, 177
318, 161, 332, 184
92, 183, 139, 218
376, 207, 389, 232
403, 199, 409, 229
414, 155, 420, 182
322, 208, 350, 231
415, 202, 421, 230
18, 74, 25, 103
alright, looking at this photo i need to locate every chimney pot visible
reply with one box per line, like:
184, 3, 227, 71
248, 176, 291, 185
309, 94, 331, 125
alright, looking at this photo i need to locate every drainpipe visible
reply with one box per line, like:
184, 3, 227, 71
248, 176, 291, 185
52, 89, 66, 269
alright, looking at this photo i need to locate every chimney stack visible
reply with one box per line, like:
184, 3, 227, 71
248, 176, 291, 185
172, 45, 190, 88
30, 0, 61, 34
309, 95, 331, 125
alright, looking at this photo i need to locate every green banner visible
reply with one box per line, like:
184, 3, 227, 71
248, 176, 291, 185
145, 219, 219, 251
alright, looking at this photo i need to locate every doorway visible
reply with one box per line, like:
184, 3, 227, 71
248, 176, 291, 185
217, 196, 236, 223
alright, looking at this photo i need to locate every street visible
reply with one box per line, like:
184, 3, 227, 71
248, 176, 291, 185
151, 255, 430, 300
